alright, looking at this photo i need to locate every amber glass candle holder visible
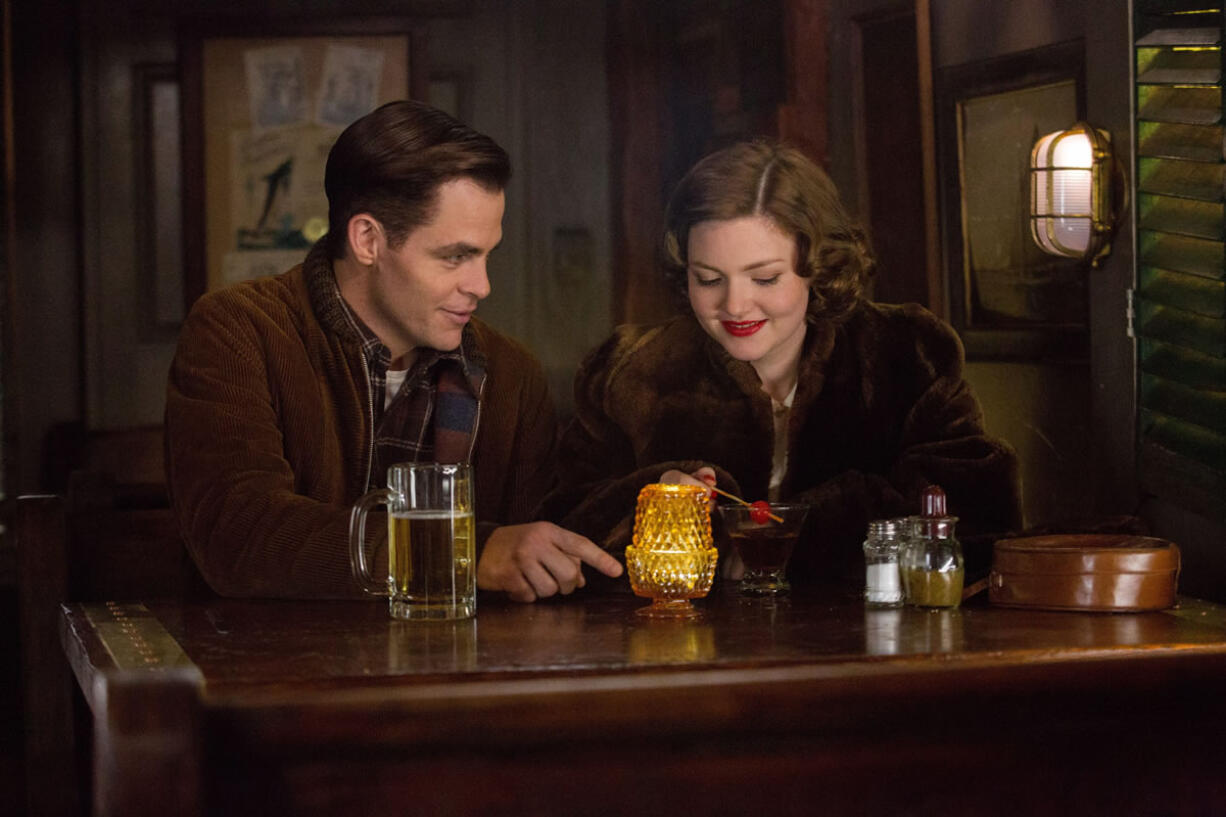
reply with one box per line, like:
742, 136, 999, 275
625, 483, 718, 619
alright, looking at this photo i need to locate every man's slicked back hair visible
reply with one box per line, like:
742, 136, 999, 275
324, 100, 511, 258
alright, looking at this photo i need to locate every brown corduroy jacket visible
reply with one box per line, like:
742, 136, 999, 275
539, 303, 1023, 591
165, 255, 558, 599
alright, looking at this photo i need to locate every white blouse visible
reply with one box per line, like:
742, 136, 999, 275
767, 381, 798, 502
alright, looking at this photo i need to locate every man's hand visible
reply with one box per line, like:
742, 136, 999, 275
477, 522, 623, 603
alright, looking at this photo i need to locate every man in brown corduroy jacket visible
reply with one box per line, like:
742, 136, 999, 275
165, 101, 621, 601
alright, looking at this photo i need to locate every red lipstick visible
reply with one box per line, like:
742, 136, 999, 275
721, 319, 765, 337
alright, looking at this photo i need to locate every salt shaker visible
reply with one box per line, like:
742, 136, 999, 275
863, 518, 905, 607
900, 485, 964, 608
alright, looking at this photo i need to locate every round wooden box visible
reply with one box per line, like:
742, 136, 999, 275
989, 534, 1180, 612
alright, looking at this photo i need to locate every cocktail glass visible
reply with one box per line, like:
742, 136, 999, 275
717, 503, 810, 596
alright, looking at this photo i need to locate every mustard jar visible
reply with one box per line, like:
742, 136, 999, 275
900, 486, 964, 608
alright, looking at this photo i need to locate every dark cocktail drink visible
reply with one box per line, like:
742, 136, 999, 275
728, 526, 797, 571
717, 502, 810, 596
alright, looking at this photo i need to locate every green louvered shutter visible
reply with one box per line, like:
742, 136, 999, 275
1134, 2, 1226, 517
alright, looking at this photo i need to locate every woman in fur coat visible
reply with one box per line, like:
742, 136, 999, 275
540, 141, 1022, 592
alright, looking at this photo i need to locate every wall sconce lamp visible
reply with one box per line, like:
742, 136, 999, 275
1029, 122, 1121, 267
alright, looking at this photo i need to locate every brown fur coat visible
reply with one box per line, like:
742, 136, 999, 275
540, 303, 1023, 591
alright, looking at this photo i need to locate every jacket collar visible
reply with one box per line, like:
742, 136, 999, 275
304, 239, 359, 343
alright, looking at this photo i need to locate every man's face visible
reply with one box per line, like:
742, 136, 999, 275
368, 178, 505, 360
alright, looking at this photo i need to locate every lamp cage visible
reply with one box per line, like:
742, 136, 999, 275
1029, 122, 1114, 265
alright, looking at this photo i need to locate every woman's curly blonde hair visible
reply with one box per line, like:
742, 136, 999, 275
661, 141, 875, 324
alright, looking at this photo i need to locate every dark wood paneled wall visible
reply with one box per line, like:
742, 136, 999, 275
9, 0, 82, 497
609, 0, 829, 326
608, 0, 671, 326
856, 7, 929, 307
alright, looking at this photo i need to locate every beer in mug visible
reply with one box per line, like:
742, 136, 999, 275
350, 463, 476, 620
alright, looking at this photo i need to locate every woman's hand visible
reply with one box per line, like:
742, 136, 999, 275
658, 466, 743, 578
721, 548, 745, 580
660, 466, 718, 513
659, 465, 716, 488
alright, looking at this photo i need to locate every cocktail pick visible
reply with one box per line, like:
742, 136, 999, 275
706, 484, 784, 524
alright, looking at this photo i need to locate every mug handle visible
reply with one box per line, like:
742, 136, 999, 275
349, 488, 393, 596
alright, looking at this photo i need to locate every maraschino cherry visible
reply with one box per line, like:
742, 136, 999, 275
749, 500, 772, 524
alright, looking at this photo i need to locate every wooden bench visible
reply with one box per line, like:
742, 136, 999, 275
17, 426, 206, 816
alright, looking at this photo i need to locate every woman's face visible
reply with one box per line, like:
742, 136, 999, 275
686, 215, 810, 377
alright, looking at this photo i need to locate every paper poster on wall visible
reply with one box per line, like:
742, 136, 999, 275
229, 125, 336, 252
196, 33, 410, 293
316, 45, 385, 127
244, 46, 309, 130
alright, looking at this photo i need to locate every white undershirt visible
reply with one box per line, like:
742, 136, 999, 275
384, 368, 409, 411
768, 381, 798, 502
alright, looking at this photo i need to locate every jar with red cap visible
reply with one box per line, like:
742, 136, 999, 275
900, 485, 964, 608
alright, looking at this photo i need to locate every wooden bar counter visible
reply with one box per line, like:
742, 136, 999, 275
60, 587, 1226, 816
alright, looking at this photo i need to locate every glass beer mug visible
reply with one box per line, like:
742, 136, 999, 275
349, 463, 476, 620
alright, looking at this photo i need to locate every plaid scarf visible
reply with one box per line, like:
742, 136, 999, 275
327, 275, 487, 486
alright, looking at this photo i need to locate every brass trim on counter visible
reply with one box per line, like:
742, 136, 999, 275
82, 602, 195, 672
